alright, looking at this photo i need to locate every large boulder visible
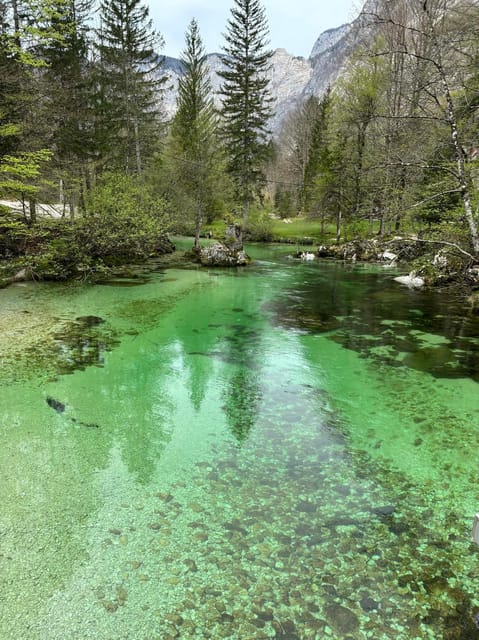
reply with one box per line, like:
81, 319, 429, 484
199, 242, 251, 267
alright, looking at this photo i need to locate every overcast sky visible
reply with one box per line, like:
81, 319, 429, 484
150, 1, 361, 60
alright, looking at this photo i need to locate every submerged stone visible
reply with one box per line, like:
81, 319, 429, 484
296, 500, 317, 513
101, 600, 118, 613
75, 315, 105, 326
324, 604, 360, 635
46, 396, 65, 413
360, 595, 379, 612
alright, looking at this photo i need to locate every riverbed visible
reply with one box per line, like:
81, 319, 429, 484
1, 243, 479, 639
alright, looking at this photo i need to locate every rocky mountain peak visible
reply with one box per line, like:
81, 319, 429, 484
309, 23, 352, 59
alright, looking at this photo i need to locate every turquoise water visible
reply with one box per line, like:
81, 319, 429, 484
1, 243, 479, 639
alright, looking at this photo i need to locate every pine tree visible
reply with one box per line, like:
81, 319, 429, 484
303, 89, 331, 213
0, 0, 58, 220
38, 0, 94, 214
170, 19, 219, 250
219, 0, 272, 234
95, 0, 164, 175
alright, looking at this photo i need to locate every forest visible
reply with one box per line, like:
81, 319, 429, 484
1, 0, 479, 285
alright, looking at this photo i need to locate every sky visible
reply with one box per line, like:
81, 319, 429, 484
149, 1, 361, 60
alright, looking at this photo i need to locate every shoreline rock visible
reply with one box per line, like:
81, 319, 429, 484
394, 272, 425, 289
199, 242, 251, 267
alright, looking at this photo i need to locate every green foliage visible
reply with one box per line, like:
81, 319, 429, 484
219, 0, 273, 221
95, 0, 165, 174
0, 149, 53, 199
1, 173, 172, 280
0, 209, 31, 256
303, 89, 332, 212
80, 172, 169, 260
274, 189, 296, 218
245, 207, 273, 241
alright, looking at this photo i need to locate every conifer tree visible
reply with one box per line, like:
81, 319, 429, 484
303, 89, 331, 213
38, 0, 94, 213
95, 0, 165, 175
170, 18, 218, 250
219, 0, 273, 234
0, 0, 60, 220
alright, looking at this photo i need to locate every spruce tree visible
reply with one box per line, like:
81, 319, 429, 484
219, 0, 272, 233
38, 0, 94, 213
170, 18, 219, 250
0, 0, 59, 220
303, 89, 331, 213
95, 0, 164, 175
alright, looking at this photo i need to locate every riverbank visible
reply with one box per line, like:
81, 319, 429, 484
0, 208, 174, 289
308, 236, 479, 291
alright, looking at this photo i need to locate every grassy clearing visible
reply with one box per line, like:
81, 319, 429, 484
269, 217, 335, 243
203, 215, 384, 245
204, 216, 336, 244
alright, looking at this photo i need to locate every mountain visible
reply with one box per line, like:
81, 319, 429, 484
162, 49, 312, 133
162, 6, 369, 134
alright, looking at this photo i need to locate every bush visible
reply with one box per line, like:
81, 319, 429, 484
80, 173, 170, 261
1, 173, 174, 281
245, 208, 274, 241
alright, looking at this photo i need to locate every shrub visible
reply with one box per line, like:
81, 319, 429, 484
79, 173, 170, 261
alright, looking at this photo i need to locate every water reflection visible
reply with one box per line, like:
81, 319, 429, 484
270, 262, 479, 381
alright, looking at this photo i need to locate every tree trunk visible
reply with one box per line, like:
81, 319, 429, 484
442, 80, 479, 256
379, 212, 386, 236
194, 204, 202, 251
12, 0, 21, 49
29, 199, 36, 225
336, 208, 342, 243
134, 119, 142, 174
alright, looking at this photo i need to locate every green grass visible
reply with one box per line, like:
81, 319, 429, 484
203, 216, 336, 244
270, 217, 335, 243
203, 215, 387, 245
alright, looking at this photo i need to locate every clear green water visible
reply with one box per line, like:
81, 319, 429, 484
1, 243, 479, 639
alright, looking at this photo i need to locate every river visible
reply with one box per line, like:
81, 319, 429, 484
1, 242, 479, 639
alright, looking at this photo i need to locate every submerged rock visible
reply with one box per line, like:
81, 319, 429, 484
324, 604, 360, 634
46, 396, 66, 413
75, 315, 105, 327
199, 243, 251, 267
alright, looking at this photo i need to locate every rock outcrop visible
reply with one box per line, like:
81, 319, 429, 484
199, 243, 250, 267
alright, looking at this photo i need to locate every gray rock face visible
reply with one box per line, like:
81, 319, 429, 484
309, 23, 351, 59
162, 49, 311, 134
